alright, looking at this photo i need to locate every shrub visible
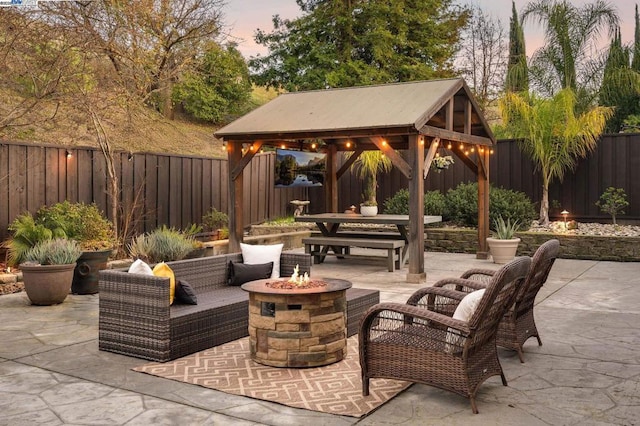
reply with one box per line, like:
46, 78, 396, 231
443, 182, 479, 226
383, 189, 446, 216
596, 187, 629, 225
202, 207, 229, 232
444, 182, 535, 229
4, 214, 53, 266
35, 201, 115, 250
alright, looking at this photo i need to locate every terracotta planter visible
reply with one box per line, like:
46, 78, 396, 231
72, 250, 111, 295
360, 205, 378, 217
486, 237, 521, 264
21, 263, 76, 305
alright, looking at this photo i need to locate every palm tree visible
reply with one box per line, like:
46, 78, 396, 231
522, 0, 618, 102
498, 89, 612, 225
350, 151, 392, 206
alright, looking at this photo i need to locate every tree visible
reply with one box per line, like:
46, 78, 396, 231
599, 28, 640, 133
250, 0, 470, 91
457, 5, 507, 113
39, 0, 225, 118
351, 151, 392, 206
632, 4, 640, 72
522, 0, 618, 103
172, 43, 253, 124
498, 89, 612, 225
505, 1, 528, 93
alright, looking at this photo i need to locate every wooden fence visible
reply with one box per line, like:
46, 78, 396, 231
1, 132, 638, 242
0, 141, 307, 241
312, 133, 640, 223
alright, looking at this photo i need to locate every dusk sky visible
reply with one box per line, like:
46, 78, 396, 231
223, 0, 636, 59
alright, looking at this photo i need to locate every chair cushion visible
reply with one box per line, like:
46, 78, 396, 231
240, 243, 283, 278
227, 261, 274, 286
446, 289, 486, 353
453, 289, 486, 322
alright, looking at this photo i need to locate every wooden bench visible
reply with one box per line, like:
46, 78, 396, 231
303, 236, 406, 272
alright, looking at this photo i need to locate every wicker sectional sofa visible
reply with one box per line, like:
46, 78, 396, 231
99, 252, 379, 362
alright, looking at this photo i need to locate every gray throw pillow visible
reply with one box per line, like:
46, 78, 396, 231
227, 261, 274, 286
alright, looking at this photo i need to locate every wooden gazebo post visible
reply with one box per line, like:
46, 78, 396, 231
407, 134, 425, 282
227, 140, 243, 253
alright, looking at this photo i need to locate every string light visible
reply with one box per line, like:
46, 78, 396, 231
470, 147, 475, 153
465, 150, 470, 156
311, 143, 317, 149
345, 141, 352, 149
435, 152, 440, 157
459, 143, 464, 150
419, 137, 424, 146
281, 144, 286, 149
381, 139, 387, 147
66, 150, 72, 159
479, 147, 485, 153
447, 143, 452, 150
490, 149, 495, 155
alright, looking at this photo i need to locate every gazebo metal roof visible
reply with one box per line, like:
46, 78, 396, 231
216, 78, 495, 144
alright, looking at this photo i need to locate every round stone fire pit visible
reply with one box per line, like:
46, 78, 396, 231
241, 278, 351, 368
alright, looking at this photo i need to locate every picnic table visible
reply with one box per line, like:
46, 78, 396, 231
295, 213, 442, 270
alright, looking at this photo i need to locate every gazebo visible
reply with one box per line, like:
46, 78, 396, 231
215, 78, 496, 282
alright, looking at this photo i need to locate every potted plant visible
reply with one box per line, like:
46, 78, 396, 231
34, 201, 116, 295
21, 238, 82, 305
351, 151, 392, 217
431, 155, 454, 172
201, 207, 229, 240
486, 216, 521, 264
3, 202, 116, 295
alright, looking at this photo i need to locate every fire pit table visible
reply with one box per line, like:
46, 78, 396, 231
241, 277, 352, 368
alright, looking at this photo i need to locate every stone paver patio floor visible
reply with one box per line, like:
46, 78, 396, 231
1, 250, 639, 425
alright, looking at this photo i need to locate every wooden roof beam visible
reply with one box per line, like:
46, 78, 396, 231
230, 140, 264, 181
419, 125, 493, 147
370, 137, 412, 179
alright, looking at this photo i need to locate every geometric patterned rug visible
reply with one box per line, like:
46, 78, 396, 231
133, 336, 411, 418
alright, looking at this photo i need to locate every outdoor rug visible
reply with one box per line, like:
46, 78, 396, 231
133, 336, 411, 418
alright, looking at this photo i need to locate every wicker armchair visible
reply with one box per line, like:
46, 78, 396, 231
437, 239, 559, 362
359, 256, 531, 414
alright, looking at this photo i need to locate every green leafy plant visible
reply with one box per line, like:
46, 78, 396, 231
3, 214, 54, 266
443, 182, 535, 229
596, 187, 629, 225
202, 207, 229, 232
383, 189, 445, 216
128, 227, 196, 263
34, 201, 115, 251
24, 238, 82, 265
493, 216, 520, 240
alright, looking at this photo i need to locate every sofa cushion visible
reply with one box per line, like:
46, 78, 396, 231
227, 261, 273, 286
128, 259, 153, 275
153, 262, 176, 305
241, 243, 283, 278
175, 280, 198, 305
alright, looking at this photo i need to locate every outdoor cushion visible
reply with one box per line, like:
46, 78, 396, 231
153, 262, 176, 305
240, 243, 283, 278
128, 259, 153, 275
175, 280, 198, 305
227, 261, 273, 286
446, 289, 486, 353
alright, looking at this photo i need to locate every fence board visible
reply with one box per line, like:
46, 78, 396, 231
2, 134, 639, 242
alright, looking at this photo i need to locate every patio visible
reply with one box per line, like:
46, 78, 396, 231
1, 250, 639, 425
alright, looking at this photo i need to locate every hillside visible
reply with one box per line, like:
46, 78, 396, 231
0, 96, 227, 158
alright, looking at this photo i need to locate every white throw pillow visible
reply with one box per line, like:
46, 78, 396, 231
128, 259, 154, 275
445, 289, 486, 353
240, 243, 284, 279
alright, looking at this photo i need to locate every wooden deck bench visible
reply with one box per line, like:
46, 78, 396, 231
303, 236, 406, 272
99, 252, 379, 362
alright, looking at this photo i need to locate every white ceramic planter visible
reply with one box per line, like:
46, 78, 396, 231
360, 205, 378, 217
486, 237, 521, 264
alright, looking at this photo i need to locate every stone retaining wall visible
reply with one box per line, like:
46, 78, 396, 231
426, 228, 640, 262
